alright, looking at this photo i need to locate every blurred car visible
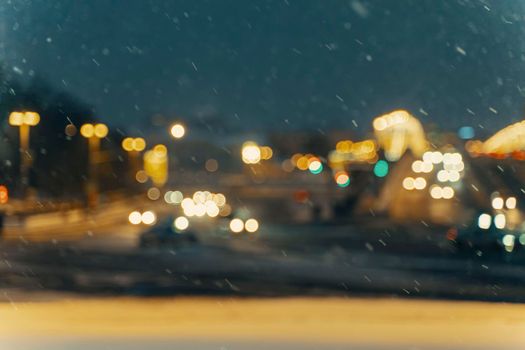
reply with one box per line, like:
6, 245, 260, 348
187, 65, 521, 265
139, 218, 199, 248
449, 213, 525, 252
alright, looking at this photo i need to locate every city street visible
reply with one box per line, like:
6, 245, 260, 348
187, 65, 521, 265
3, 216, 525, 302
3, 2, 525, 347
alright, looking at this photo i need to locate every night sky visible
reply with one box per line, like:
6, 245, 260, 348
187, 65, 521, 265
2, 0, 525, 135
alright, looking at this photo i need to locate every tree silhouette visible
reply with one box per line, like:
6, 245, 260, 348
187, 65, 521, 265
0, 71, 129, 199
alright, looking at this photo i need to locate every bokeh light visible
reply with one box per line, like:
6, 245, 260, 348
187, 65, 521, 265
147, 187, 160, 200
174, 216, 189, 231
335, 171, 350, 187
205, 159, 219, 172
135, 170, 148, 183
170, 123, 186, 139
478, 213, 491, 229
374, 160, 389, 177
242, 141, 261, 164
245, 218, 259, 233
506, 197, 517, 210
402, 177, 415, 190
492, 197, 504, 210
494, 213, 506, 229
141, 211, 157, 225
229, 218, 244, 233
128, 211, 142, 225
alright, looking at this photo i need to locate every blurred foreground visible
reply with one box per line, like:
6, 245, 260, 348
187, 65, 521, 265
2, 297, 525, 350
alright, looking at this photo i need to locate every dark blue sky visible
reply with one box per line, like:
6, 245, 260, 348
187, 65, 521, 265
2, 0, 525, 135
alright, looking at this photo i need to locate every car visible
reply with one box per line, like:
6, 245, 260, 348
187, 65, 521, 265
139, 218, 199, 248
448, 213, 525, 252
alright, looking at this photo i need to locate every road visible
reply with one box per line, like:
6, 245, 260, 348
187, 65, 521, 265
2, 219, 525, 302
2, 152, 525, 301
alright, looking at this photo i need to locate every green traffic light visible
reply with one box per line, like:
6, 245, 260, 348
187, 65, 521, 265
374, 160, 389, 177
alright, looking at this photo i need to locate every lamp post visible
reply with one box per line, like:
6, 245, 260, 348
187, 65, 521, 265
8, 111, 40, 197
80, 123, 108, 208
122, 137, 146, 185
144, 144, 168, 188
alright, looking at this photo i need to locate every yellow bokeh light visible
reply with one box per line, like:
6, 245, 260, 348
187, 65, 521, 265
9, 111, 41, 126
492, 197, 504, 210
124, 137, 146, 152
220, 204, 232, 217
421, 161, 433, 173
182, 198, 196, 217
373, 117, 387, 131
402, 177, 415, 190
23, 112, 40, 126
147, 187, 161, 200
134, 137, 146, 151
144, 145, 168, 186
8, 112, 24, 126
437, 170, 449, 182
181, 197, 194, 209
135, 170, 148, 183
80, 124, 94, 138
442, 186, 454, 199
506, 197, 517, 210
336, 140, 353, 153
193, 191, 206, 203
361, 140, 376, 153
128, 211, 142, 225
260, 146, 273, 160
478, 213, 491, 229
414, 177, 427, 190
153, 144, 167, 156
170, 123, 186, 139
122, 137, 134, 151
245, 218, 259, 233
482, 120, 525, 154
494, 213, 506, 229
229, 218, 244, 233
214, 193, 226, 207
430, 185, 442, 199
296, 156, 309, 170
291, 153, 303, 165
448, 170, 460, 182
194, 203, 206, 217
242, 141, 261, 164
94, 123, 108, 138
141, 211, 157, 225
373, 110, 428, 161
205, 200, 220, 217
412, 160, 423, 173
170, 190, 184, 204
174, 216, 189, 231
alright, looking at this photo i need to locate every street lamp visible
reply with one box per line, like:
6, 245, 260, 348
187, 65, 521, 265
143, 144, 168, 187
241, 141, 261, 164
122, 137, 146, 185
170, 123, 186, 139
80, 123, 108, 208
122, 137, 146, 152
8, 111, 40, 197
